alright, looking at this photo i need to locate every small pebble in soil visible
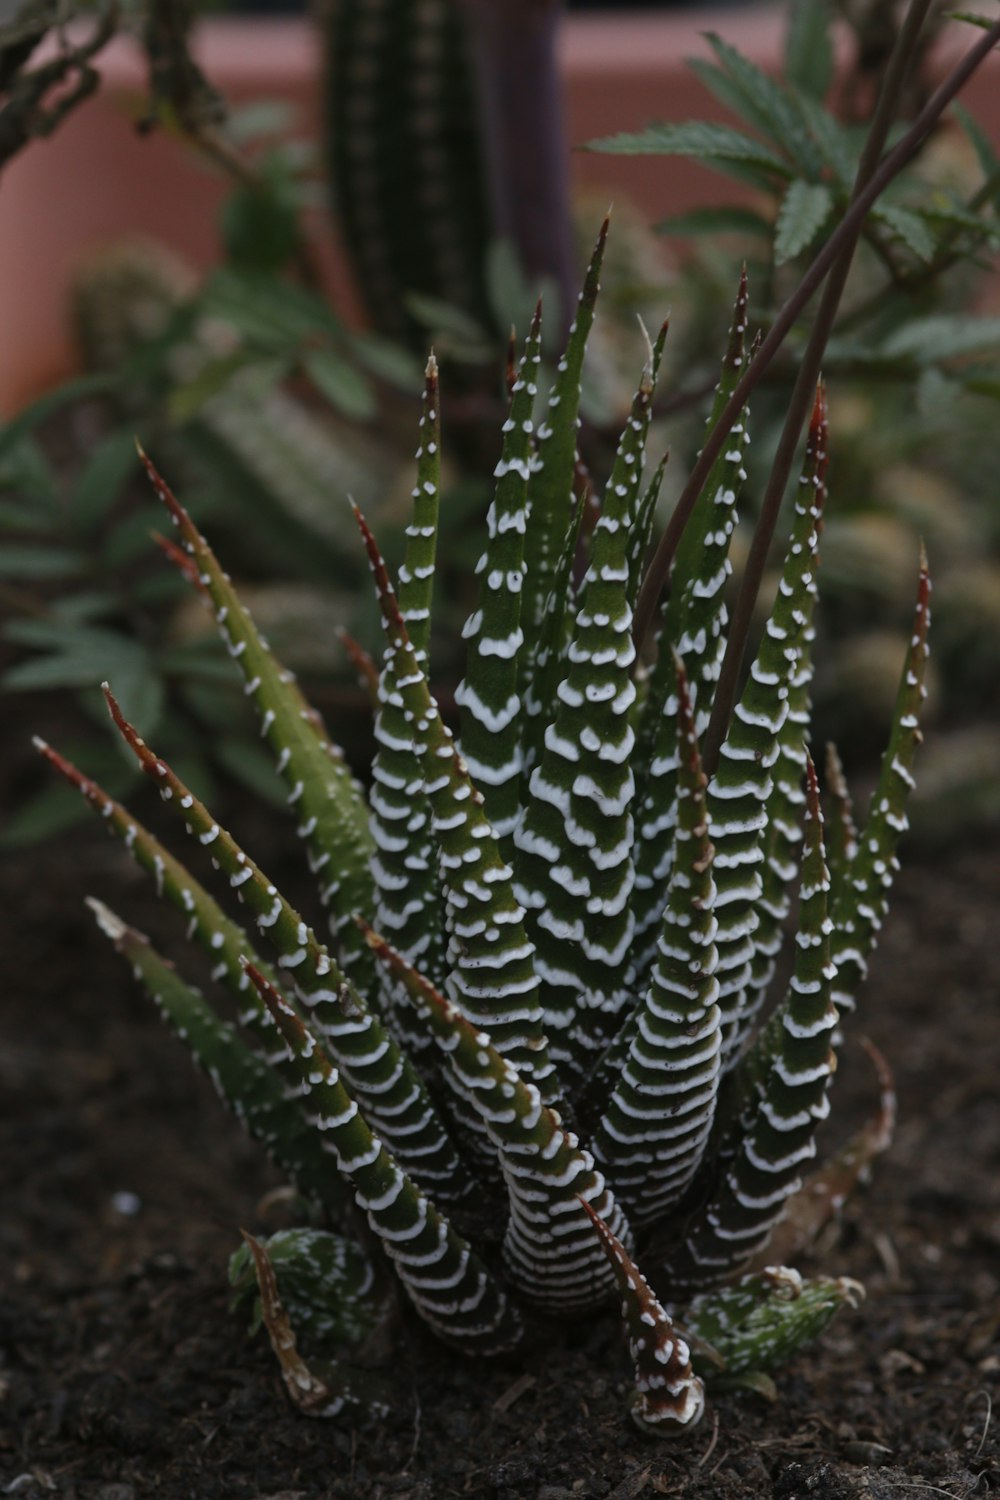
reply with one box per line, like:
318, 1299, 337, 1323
110, 1191, 142, 1217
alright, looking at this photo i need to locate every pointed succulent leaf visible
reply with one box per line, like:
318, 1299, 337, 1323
684, 1266, 863, 1378
101, 686, 467, 1204
354, 502, 556, 1106
631, 271, 750, 974
823, 741, 859, 911
238, 1232, 392, 1419
591, 661, 721, 1227
37, 736, 278, 1008
731, 385, 829, 1057
830, 553, 931, 1018
754, 1038, 894, 1269
513, 325, 667, 1086
453, 306, 542, 841
244, 961, 524, 1353
229, 1228, 391, 1350
627, 449, 669, 611
362, 921, 626, 1311
396, 353, 442, 664
337, 627, 380, 706
522, 216, 609, 645
140, 450, 375, 979
664, 761, 838, 1291
581, 1199, 705, 1435
520, 481, 587, 776
86, 899, 350, 1218
368, 357, 448, 1044
704, 398, 826, 1070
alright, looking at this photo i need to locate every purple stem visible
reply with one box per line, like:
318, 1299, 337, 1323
463, 0, 576, 335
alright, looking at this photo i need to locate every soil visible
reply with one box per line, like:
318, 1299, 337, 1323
1, 757, 998, 1499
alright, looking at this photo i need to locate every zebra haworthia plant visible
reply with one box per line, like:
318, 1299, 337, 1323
38, 225, 929, 1434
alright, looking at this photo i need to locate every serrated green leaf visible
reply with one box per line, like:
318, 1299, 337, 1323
774, 180, 833, 264
789, 90, 859, 187
71, 430, 140, 531
944, 10, 996, 27
701, 33, 819, 175
588, 121, 794, 189
302, 348, 376, 420
655, 205, 773, 238
915, 196, 1000, 241
880, 314, 1000, 363
952, 102, 999, 180
785, 0, 834, 100
873, 203, 937, 262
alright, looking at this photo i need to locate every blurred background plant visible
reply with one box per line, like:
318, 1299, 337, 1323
2, 0, 999, 847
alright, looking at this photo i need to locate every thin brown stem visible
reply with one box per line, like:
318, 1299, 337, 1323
700, 0, 937, 771
838, 160, 1000, 335
632, 11, 1000, 664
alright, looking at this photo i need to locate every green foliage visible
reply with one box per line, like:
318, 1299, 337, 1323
0, 404, 295, 846
41, 247, 932, 1435
591, 14, 1000, 407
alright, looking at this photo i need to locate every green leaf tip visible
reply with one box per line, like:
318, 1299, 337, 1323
581, 1198, 706, 1435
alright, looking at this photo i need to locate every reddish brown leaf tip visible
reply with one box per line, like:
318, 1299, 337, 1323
804, 753, 822, 823
579, 1198, 705, 1433
243, 961, 301, 1033
102, 684, 153, 763
353, 504, 409, 640
336, 628, 379, 698
152, 531, 205, 592
34, 737, 95, 798
857, 1036, 897, 1151
137, 448, 191, 535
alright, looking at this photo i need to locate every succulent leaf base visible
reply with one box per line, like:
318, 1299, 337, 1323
38, 228, 929, 1434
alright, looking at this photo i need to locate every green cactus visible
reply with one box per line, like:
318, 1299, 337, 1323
39, 237, 931, 1435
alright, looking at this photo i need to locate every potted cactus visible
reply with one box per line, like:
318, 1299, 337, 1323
35, 220, 932, 1432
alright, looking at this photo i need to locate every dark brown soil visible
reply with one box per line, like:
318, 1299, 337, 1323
2, 781, 998, 1498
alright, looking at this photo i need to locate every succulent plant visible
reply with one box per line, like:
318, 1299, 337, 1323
37, 226, 930, 1436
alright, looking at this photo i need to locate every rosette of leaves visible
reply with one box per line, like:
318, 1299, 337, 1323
38, 230, 930, 1435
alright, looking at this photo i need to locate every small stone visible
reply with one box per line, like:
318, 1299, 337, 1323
110, 1191, 141, 1217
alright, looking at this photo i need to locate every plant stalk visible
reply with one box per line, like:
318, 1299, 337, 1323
632, 12, 1000, 677
700, 0, 936, 772
463, 0, 577, 336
